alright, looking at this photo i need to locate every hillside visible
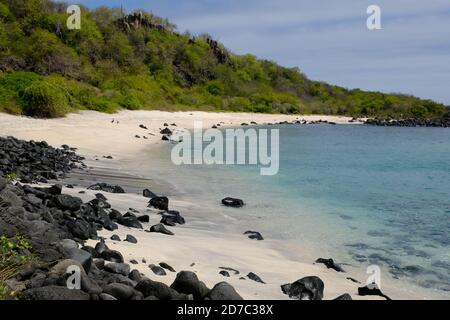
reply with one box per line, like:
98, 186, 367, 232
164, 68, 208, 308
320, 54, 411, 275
0, 0, 448, 118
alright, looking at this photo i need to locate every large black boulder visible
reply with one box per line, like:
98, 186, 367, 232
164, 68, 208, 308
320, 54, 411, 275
104, 263, 131, 276
66, 248, 93, 273
22, 286, 90, 300
221, 197, 244, 208
55, 194, 83, 211
170, 271, 210, 300
101, 249, 124, 263
103, 283, 137, 300
67, 219, 96, 240
135, 279, 179, 300
244, 231, 264, 240
281, 276, 324, 300
206, 282, 243, 300
148, 196, 169, 211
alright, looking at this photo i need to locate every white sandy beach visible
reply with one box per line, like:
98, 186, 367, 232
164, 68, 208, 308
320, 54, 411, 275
0, 110, 442, 300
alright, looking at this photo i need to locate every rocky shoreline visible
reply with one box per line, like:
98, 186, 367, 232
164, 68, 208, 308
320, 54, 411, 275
365, 115, 450, 128
0, 136, 392, 300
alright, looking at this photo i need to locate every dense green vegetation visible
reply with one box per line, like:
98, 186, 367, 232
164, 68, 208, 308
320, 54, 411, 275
0, 234, 34, 300
0, 0, 447, 118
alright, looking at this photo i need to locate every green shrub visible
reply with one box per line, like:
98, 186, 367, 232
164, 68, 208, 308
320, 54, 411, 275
206, 81, 224, 96
4, 172, 17, 183
121, 93, 142, 110
0, 71, 41, 94
0, 235, 34, 300
22, 80, 70, 117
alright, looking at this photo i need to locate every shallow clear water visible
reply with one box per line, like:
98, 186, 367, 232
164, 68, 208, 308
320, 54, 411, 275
142, 124, 450, 295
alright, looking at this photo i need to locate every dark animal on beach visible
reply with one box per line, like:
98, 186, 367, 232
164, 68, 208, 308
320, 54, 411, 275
315, 258, 345, 272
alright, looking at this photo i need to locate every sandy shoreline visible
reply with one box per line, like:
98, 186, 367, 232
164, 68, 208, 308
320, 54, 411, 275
0, 110, 444, 300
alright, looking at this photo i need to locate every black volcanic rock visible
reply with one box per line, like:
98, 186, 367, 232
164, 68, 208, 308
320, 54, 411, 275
149, 223, 174, 236
247, 272, 265, 284
88, 183, 125, 194
148, 196, 169, 211
358, 284, 391, 300
170, 271, 210, 300
244, 231, 264, 240
281, 276, 324, 300
206, 282, 243, 300
222, 197, 244, 208
143, 189, 158, 198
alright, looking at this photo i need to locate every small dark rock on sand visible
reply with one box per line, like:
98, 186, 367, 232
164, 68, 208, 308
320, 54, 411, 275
315, 258, 345, 272
219, 267, 240, 275
148, 196, 169, 211
206, 282, 243, 300
244, 231, 264, 240
159, 262, 176, 272
125, 234, 138, 244
143, 188, 158, 199
222, 197, 245, 208
149, 223, 174, 236
219, 271, 230, 277
110, 234, 121, 241
358, 284, 391, 300
247, 272, 265, 284
149, 264, 167, 276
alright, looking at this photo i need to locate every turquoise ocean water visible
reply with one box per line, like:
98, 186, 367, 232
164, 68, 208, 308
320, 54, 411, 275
143, 124, 450, 295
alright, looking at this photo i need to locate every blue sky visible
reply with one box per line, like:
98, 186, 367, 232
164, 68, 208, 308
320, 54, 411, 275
73, 0, 450, 104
